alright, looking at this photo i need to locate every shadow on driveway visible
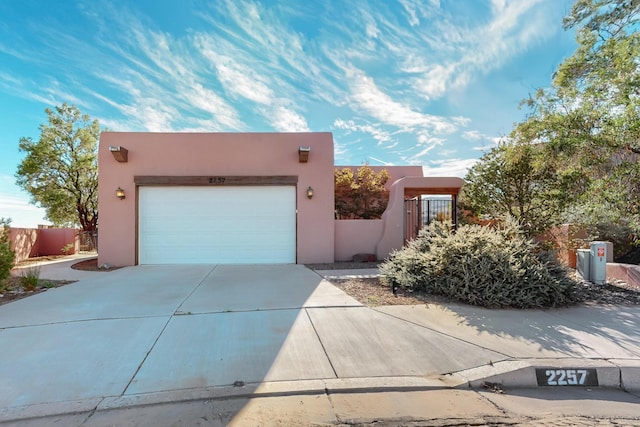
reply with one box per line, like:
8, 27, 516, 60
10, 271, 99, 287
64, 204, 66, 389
0, 265, 350, 411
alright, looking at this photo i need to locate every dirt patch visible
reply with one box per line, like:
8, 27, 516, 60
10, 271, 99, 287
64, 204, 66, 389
0, 276, 75, 306
1, 257, 120, 306
71, 258, 122, 272
329, 277, 454, 306
324, 276, 640, 307
16, 255, 69, 267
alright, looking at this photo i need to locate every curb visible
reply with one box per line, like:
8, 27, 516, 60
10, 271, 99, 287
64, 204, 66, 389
0, 377, 457, 423
450, 358, 640, 393
2, 365, 639, 423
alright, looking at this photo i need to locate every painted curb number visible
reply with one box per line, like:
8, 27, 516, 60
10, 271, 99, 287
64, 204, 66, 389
535, 368, 599, 387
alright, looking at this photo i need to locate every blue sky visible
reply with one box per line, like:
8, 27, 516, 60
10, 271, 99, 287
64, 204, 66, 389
0, 0, 577, 228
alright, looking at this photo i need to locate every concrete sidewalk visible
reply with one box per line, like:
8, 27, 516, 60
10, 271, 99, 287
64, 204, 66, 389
10, 254, 99, 281
1, 261, 639, 425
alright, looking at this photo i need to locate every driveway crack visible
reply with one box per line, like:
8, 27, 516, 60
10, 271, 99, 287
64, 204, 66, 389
122, 265, 219, 395
305, 308, 339, 379
372, 307, 512, 359
173, 265, 218, 315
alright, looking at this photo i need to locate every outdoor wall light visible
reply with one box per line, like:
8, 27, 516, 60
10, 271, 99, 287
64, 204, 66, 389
109, 145, 128, 163
116, 187, 126, 200
307, 186, 314, 199
298, 146, 310, 163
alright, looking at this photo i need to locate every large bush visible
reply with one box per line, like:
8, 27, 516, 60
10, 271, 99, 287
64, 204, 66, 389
380, 220, 578, 308
0, 218, 16, 288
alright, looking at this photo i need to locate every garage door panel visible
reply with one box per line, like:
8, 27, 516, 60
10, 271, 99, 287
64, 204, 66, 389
139, 186, 295, 264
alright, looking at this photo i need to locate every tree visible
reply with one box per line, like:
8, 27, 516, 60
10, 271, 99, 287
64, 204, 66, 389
513, 0, 640, 234
335, 165, 390, 219
460, 141, 583, 237
16, 104, 100, 231
0, 218, 15, 288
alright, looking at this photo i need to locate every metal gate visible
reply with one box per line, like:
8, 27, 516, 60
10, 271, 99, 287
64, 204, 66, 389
404, 197, 455, 243
78, 230, 98, 253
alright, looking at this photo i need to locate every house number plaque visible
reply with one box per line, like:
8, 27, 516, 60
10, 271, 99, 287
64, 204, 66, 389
208, 177, 226, 184
535, 368, 598, 386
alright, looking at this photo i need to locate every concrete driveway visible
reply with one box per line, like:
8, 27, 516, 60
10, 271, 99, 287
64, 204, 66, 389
1, 263, 639, 423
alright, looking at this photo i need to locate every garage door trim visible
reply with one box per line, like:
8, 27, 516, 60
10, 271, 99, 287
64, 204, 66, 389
134, 175, 298, 186
135, 177, 298, 265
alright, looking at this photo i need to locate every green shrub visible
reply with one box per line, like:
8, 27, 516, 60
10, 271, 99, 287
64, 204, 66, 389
380, 220, 578, 308
61, 243, 74, 255
0, 218, 15, 288
20, 266, 40, 291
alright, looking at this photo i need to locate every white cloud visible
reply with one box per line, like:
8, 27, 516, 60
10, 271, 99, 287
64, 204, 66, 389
347, 68, 459, 134
188, 83, 242, 129
269, 106, 309, 132
399, 0, 421, 26
491, 0, 508, 11
399, 0, 555, 101
411, 141, 443, 161
333, 119, 394, 146
215, 0, 312, 80
368, 156, 393, 166
462, 130, 483, 140
366, 23, 380, 39
462, 130, 502, 150
414, 64, 453, 100
216, 62, 274, 105
398, 0, 440, 26
195, 36, 276, 106
423, 158, 479, 178
0, 0, 569, 181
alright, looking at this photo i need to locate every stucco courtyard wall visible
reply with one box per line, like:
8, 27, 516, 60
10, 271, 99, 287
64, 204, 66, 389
334, 220, 384, 261
607, 263, 640, 288
333, 171, 463, 262
377, 176, 464, 261
38, 228, 77, 255
333, 165, 424, 261
9, 228, 77, 263
9, 228, 38, 263
98, 132, 335, 266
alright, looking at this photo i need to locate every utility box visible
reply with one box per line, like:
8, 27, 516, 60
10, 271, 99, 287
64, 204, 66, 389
576, 249, 590, 281
590, 241, 607, 285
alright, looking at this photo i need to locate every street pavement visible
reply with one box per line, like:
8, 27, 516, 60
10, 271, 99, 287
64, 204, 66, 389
1, 258, 639, 426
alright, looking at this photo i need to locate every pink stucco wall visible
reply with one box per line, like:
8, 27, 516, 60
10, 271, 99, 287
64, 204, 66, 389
98, 132, 335, 266
333, 169, 461, 262
376, 176, 464, 260
9, 228, 77, 263
607, 263, 640, 288
38, 228, 77, 255
334, 220, 384, 261
9, 228, 39, 263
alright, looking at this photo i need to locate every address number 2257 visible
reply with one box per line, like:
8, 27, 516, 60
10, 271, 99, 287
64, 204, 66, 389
536, 368, 598, 386
546, 369, 586, 385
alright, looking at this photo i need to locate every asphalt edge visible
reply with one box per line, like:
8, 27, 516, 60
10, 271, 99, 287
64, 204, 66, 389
0, 377, 453, 423
2, 363, 639, 423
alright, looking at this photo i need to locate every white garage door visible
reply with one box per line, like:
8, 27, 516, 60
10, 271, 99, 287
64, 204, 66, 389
138, 186, 296, 264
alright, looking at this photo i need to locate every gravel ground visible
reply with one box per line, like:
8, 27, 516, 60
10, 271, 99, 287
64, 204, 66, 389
307, 264, 640, 307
